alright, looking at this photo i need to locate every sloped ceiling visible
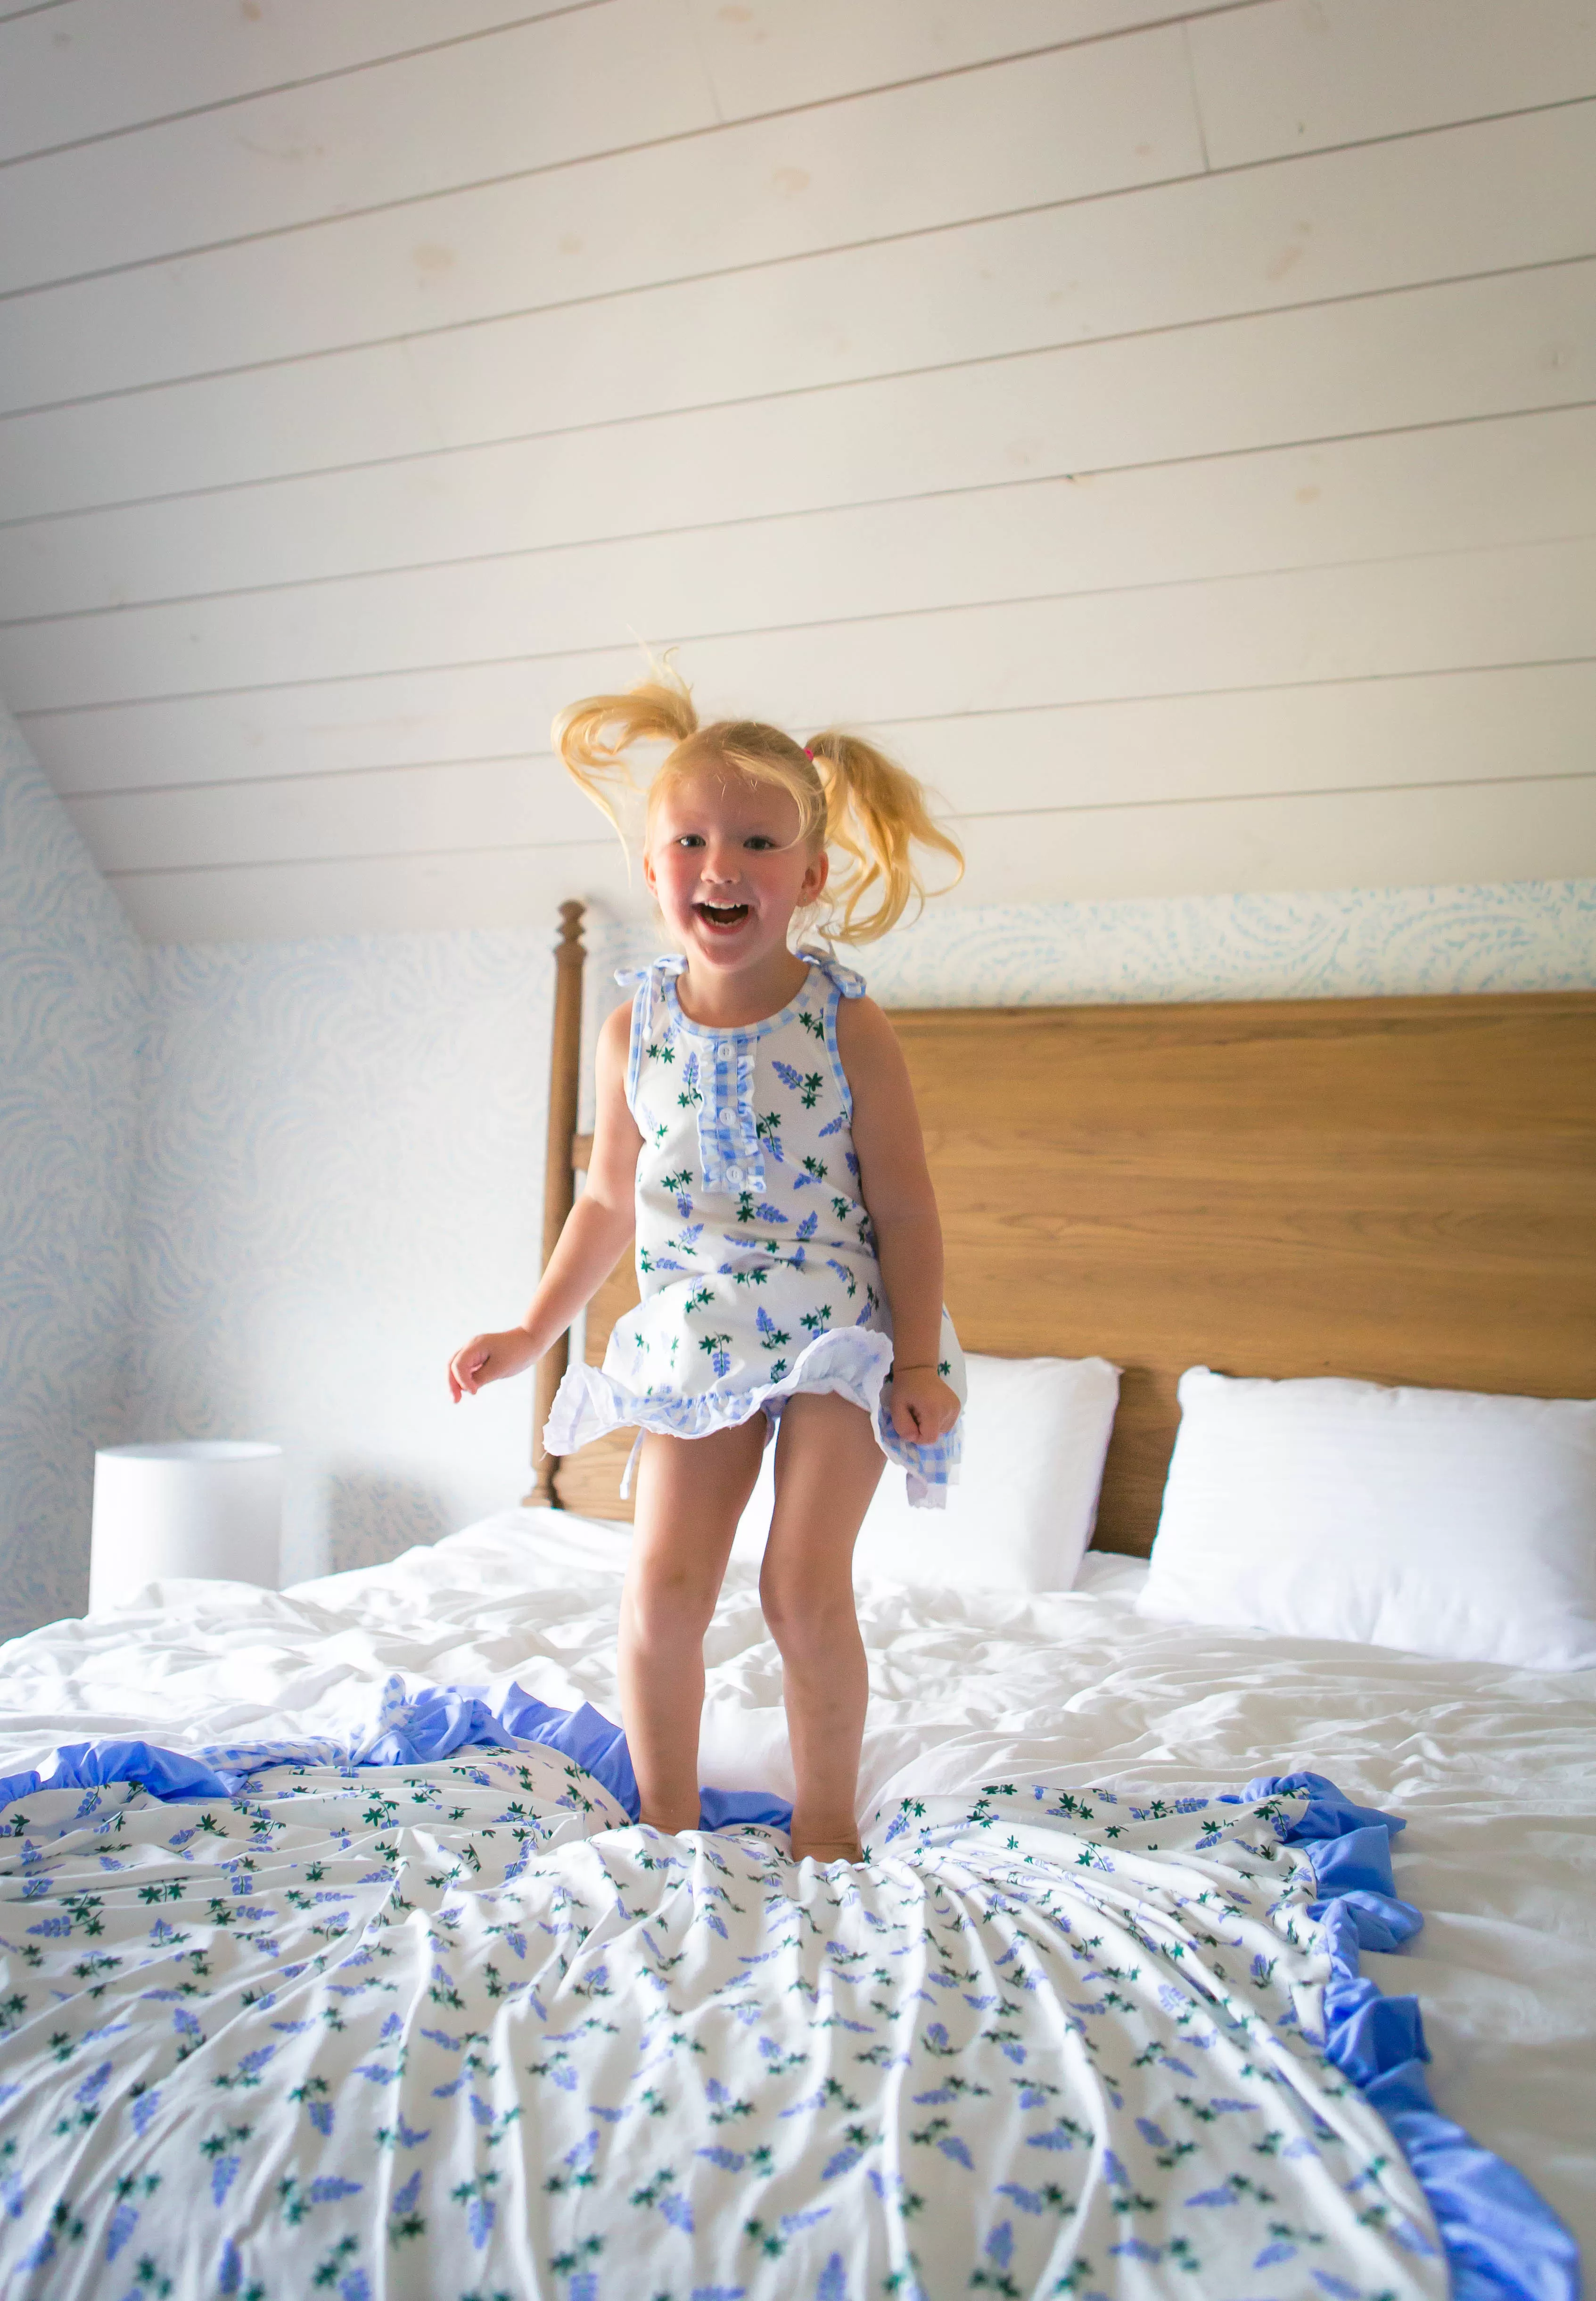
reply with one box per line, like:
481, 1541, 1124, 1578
0, 0, 1593, 943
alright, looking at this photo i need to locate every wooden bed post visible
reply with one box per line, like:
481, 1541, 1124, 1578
525, 901, 586, 1509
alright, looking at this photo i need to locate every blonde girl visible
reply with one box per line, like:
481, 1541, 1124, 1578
448, 666, 964, 1863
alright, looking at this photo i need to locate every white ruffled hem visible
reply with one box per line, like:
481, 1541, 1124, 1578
544, 1326, 953, 1509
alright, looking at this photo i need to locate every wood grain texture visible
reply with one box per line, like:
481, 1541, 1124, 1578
0, 20, 1198, 318
550, 1244, 643, 1522
48, 644, 1596, 848
12, 263, 1592, 628
527, 901, 585, 1508
62, 651, 1596, 872
1188, 0, 1596, 169
98, 781, 1596, 945
557, 992, 1596, 1552
13, 523, 1596, 726
93, 774, 1596, 944
9, 103, 1589, 517
95, 837, 632, 946
6, 12, 1591, 947
0, 1, 579, 164
943, 776, 1596, 911
683, 0, 1243, 119
0, 32, 1203, 417
0, 0, 721, 298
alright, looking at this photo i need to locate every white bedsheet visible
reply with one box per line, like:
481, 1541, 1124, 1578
2, 1504, 1592, 2254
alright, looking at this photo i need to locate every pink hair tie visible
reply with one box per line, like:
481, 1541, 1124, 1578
803, 744, 815, 760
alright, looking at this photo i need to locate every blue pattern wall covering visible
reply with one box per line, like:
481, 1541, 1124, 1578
597, 879, 1596, 1014
856, 879, 1596, 1006
0, 705, 145, 1641
129, 932, 554, 1587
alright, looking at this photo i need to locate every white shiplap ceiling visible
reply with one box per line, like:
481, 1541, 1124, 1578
1, 0, 1593, 942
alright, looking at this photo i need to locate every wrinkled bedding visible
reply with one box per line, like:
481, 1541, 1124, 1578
0, 1754, 1453, 2299
1, 1505, 1592, 2260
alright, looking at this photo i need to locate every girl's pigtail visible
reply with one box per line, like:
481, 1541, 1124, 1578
806, 731, 963, 943
552, 660, 700, 832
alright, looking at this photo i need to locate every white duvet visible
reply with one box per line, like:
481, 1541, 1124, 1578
1, 1505, 1592, 2258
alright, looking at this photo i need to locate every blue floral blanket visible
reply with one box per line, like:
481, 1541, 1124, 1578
0, 1696, 1574, 2300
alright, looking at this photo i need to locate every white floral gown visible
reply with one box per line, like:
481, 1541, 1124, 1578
544, 951, 964, 1504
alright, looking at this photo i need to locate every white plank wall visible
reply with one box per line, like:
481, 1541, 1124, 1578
0, 0, 1591, 940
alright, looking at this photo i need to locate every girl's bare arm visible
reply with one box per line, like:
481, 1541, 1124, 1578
836, 995, 960, 1444
449, 1002, 642, 1399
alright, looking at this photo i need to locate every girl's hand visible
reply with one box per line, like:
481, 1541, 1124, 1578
448, 1328, 535, 1402
887, 1366, 961, 1446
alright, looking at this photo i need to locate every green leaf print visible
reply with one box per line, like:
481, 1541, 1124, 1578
312, 2235, 361, 2286
0, 1737, 1462, 2301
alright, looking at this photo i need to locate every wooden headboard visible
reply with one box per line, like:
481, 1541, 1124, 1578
531, 909, 1596, 1553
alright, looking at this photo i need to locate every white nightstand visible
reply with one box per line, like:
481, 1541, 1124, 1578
90, 1441, 284, 1611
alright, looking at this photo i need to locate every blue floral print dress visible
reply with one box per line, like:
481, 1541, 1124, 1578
544, 951, 965, 1505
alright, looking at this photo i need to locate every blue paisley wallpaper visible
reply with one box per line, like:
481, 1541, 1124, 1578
3, 695, 1595, 1634
601, 879, 1596, 1013
129, 931, 554, 1592
0, 708, 145, 1641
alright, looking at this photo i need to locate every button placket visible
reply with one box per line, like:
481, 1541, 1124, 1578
694, 1029, 765, 1196
735, 1044, 762, 1187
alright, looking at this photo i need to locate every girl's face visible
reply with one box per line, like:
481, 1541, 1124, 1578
644, 763, 828, 977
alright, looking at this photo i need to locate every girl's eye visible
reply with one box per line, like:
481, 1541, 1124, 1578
675, 834, 705, 848
744, 836, 775, 850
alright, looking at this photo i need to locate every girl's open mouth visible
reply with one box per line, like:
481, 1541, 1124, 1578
696, 902, 750, 929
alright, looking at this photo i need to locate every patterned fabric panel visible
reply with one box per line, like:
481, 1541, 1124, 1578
550, 951, 964, 1499
0, 1767, 1450, 2300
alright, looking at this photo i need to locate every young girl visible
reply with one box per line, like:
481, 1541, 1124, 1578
447, 667, 964, 1863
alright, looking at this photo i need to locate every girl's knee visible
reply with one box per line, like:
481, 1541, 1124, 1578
626, 1559, 719, 1649
758, 1568, 855, 1659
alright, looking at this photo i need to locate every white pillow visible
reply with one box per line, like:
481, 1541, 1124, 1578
732, 1353, 1120, 1594
1137, 1367, 1596, 1670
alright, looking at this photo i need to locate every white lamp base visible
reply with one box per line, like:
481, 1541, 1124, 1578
90, 1441, 284, 1612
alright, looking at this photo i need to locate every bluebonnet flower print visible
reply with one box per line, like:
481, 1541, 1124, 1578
0, 1752, 1462, 2300
545, 953, 965, 1508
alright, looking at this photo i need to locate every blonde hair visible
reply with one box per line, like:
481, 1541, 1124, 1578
552, 660, 962, 943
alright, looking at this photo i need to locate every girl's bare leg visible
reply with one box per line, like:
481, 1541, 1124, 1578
759, 1391, 884, 1863
620, 1417, 766, 1833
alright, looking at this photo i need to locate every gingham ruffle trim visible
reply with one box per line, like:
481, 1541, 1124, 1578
543, 1325, 956, 1510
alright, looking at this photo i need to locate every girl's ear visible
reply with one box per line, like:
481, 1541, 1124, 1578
802, 845, 830, 905
641, 843, 658, 897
